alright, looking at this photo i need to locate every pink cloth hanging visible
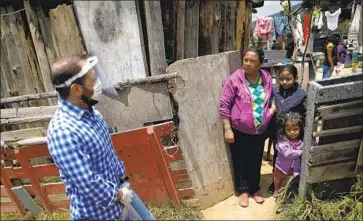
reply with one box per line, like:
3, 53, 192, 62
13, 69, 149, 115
254, 17, 274, 40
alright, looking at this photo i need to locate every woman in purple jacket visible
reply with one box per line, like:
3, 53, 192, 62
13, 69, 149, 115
219, 47, 276, 207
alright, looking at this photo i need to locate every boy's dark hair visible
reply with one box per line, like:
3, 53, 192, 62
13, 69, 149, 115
51, 54, 88, 100
244, 47, 265, 64
278, 112, 304, 140
279, 64, 299, 79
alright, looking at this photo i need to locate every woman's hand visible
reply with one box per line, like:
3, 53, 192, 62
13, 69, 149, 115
224, 129, 235, 143
330, 66, 334, 73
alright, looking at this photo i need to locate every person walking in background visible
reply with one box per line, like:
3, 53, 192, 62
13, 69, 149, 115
322, 34, 340, 79
268, 64, 306, 194
219, 47, 276, 208
273, 112, 304, 198
335, 40, 347, 75
47, 55, 154, 220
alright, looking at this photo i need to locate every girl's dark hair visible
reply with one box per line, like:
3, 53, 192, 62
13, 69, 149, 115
279, 64, 299, 79
244, 47, 265, 64
278, 112, 304, 140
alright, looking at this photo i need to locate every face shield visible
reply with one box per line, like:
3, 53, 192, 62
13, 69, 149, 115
54, 56, 118, 97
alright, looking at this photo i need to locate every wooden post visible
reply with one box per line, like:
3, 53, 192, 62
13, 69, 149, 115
225, 1, 237, 52
298, 81, 321, 199
176, 0, 185, 60
24, 1, 55, 102
199, 0, 214, 56
211, 1, 221, 54
242, 2, 252, 55
184, 0, 199, 58
355, 133, 363, 173
144, 0, 167, 76
236, 0, 246, 50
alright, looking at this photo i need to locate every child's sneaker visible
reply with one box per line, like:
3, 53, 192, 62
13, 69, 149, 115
273, 191, 279, 198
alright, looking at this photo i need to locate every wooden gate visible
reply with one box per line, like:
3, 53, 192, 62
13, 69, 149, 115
299, 73, 363, 198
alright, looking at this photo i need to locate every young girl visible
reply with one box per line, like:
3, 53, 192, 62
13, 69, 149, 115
273, 112, 304, 198
268, 64, 306, 194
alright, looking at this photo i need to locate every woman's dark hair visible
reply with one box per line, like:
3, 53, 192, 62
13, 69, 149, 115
244, 47, 265, 64
277, 112, 304, 140
279, 64, 298, 79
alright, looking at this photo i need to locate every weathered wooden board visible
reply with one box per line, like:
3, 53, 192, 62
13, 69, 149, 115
211, 1, 221, 54
49, 4, 86, 58
184, 0, 199, 58
308, 161, 357, 184
73, 1, 147, 82
1, 106, 57, 119
225, 1, 237, 52
310, 139, 361, 166
166, 51, 241, 209
144, 1, 167, 76
176, 0, 186, 60
95, 82, 173, 131
1, 128, 47, 142
199, 0, 214, 56
24, 1, 54, 96
236, 0, 245, 50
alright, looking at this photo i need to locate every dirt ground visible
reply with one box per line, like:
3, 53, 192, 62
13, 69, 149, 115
202, 142, 277, 220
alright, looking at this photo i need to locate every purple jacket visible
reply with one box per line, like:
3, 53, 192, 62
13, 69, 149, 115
219, 68, 273, 135
275, 138, 303, 177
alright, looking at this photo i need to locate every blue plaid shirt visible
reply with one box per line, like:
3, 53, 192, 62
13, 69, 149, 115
47, 98, 126, 220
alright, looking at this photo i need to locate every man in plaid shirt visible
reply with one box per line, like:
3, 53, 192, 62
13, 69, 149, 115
47, 55, 154, 220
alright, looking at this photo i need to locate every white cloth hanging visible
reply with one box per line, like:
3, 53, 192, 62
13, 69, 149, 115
295, 14, 304, 53
317, 12, 324, 29
350, 4, 361, 32
313, 12, 324, 30
325, 8, 341, 31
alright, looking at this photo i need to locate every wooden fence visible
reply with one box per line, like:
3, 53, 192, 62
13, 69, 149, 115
1, 0, 252, 101
299, 73, 363, 198
1, 120, 195, 214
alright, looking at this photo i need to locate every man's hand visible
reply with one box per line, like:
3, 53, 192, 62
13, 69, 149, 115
224, 129, 235, 143
118, 187, 133, 205
330, 66, 334, 73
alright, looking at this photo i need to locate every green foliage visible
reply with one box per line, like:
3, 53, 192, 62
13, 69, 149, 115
277, 176, 363, 221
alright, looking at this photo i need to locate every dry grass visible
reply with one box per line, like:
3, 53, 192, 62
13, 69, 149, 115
277, 176, 363, 221
1, 202, 202, 220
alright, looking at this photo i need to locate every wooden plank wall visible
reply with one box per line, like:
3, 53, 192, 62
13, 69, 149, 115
164, 0, 251, 62
299, 74, 363, 198
0, 2, 84, 132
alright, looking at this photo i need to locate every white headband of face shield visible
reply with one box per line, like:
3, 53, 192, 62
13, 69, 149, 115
54, 56, 99, 88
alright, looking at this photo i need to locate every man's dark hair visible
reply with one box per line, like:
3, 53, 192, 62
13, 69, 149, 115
51, 54, 87, 99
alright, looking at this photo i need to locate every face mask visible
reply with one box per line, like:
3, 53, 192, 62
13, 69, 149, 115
81, 78, 102, 107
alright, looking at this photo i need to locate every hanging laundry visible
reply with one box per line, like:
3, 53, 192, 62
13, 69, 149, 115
295, 14, 304, 53
274, 16, 291, 38
254, 17, 274, 40
350, 4, 361, 32
325, 8, 341, 31
317, 12, 324, 29
313, 8, 324, 30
